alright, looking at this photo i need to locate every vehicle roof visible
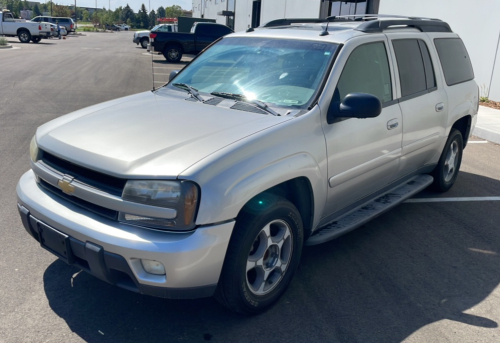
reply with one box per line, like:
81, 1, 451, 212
230, 15, 453, 44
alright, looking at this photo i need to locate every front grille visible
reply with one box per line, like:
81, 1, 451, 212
41, 150, 126, 196
39, 178, 118, 220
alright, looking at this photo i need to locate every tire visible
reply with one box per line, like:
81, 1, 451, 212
18, 30, 31, 43
431, 129, 464, 192
215, 193, 304, 315
163, 45, 182, 63
31, 36, 41, 43
140, 38, 148, 49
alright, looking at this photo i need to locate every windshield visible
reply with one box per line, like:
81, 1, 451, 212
168, 37, 338, 108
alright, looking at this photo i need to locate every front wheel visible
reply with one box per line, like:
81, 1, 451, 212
18, 30, 31, 43
140, 38, 148, 49
163, 45, 182, 63
432, 129, 464, 192
215, 194, 303, 315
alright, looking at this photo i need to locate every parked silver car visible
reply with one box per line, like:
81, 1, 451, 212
17, 15, 478, 315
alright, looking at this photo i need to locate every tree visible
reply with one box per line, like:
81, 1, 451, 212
136, 4, 148, 29
82, 10, 89, 22
157, 6, 165, 19
121, 4, 135, 23
53, 4, 71, 17
33, 4, 41, 16
165, 5, 182, 18
148, 9, 156, 28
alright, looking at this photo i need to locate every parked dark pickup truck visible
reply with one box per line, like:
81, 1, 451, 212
151, 22, 233, 62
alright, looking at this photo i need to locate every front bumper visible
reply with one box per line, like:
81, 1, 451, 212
17, 170, 234, 299
133, 36, 140, 44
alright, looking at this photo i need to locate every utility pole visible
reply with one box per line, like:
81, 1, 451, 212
74, 0, 77, 22
50, 1, 52, 16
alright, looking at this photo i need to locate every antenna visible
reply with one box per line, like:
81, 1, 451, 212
320, 16, 334, 36
151, 38, 155, 91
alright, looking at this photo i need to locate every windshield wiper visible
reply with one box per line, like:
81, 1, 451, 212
210, 92, 279, 116
173, 83, 204, 102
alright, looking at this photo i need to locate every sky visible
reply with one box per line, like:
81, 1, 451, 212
50, 0, 192, 12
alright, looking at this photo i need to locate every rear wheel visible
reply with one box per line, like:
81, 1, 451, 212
431, 129, 463, 192
140, 38, 148, 49
163, 45, 182, 63
18, 30, 31, 43
215, 194, 303, 315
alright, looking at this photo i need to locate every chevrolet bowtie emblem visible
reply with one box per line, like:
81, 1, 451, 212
58, 177, 75, 195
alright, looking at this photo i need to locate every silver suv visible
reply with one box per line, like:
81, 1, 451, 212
16, 15, 478, 315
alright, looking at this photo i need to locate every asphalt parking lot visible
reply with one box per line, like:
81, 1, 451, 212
1, 32, 500, 343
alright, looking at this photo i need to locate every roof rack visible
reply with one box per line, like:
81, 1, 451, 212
262, 14, 452, 33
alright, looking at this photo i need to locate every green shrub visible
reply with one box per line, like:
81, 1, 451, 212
0, 37, 8, 46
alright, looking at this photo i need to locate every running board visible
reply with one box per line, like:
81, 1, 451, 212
306, 174, 433, 246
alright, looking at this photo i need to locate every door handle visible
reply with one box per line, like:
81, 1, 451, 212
435, 103, 444, 112
387, 119, 399, 130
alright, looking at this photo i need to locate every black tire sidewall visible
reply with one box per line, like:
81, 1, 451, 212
164, 45, 182, 63
220, 195, 304, 314
434, 129, 463, 191
140, 38, 148, 49
18, 30, 31, 43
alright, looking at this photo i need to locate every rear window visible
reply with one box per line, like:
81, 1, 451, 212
434, 38, 474, 86
392, 39, 427, 97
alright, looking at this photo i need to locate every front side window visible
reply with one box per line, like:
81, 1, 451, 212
336, 42, 393, 103
168, 37, 339, 108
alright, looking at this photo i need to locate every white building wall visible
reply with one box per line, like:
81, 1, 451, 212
192, 0, 228, 25
234, 0, 253, 32
379, 0, 500, 101
260, 0, 321, 28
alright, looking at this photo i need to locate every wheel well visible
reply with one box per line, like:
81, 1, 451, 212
17, 28, 29, 35
451, 115, 472, 147
164, 42, 183, 52
243, 177, 314, 239
140, 36, 148, 41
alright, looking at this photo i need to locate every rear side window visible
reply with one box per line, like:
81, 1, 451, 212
392, 39, 436, 97
336, 42, 393, 103
434, 38, 474, 86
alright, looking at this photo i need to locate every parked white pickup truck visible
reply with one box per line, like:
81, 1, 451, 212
0, 10, 51, 43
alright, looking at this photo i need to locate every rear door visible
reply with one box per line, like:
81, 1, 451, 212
321, 35, 403, 219
2, 12, 17, 35
385, 33, 448, 177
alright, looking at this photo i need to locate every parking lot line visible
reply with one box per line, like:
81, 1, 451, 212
405, 196, 500, 203
468, 141, 489, 144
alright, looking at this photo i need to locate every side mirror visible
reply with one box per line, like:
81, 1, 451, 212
169, 70, 179, 81
327, 92, 382, 124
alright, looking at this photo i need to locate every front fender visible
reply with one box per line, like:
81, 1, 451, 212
181, 107, 328, 230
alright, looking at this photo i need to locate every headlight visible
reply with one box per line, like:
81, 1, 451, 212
29, 135, 39, 161
119, 180, 199, 231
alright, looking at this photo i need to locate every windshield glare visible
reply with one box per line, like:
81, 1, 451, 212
169, 37, 338, 108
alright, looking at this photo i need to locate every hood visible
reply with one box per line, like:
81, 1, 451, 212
37, 91, 291, 178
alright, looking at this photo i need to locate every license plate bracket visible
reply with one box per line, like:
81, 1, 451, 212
38, 222, 74, 264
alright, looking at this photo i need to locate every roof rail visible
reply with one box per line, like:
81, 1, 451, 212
356, 19, 452, 33
261, 14, 452, 33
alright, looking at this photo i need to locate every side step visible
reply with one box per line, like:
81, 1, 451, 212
306, 174, 433, 246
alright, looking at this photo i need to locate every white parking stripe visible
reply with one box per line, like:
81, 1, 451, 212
405, 197, 500, 203
468, 141, 489, 144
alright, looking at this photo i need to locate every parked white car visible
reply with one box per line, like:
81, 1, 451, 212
117, 24, 130, 31
133, 24, 178, 49
0, 10, 51, 43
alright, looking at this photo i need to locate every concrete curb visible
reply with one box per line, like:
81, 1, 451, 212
472, 106, 500, 145
0, 44, 12, 49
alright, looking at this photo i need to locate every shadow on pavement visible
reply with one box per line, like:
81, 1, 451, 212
43, 171, 500, 342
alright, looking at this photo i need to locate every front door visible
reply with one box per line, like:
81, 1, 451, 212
321, 36, 403, 222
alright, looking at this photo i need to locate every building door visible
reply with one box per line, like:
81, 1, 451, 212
251, 0, 261, 28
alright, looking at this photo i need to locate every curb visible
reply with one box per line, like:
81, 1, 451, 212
473, 106, 500, 145
0, 44, 12, 49
473, 126, 500, 145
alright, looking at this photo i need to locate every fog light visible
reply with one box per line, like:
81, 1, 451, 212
141, 259, 166, 275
